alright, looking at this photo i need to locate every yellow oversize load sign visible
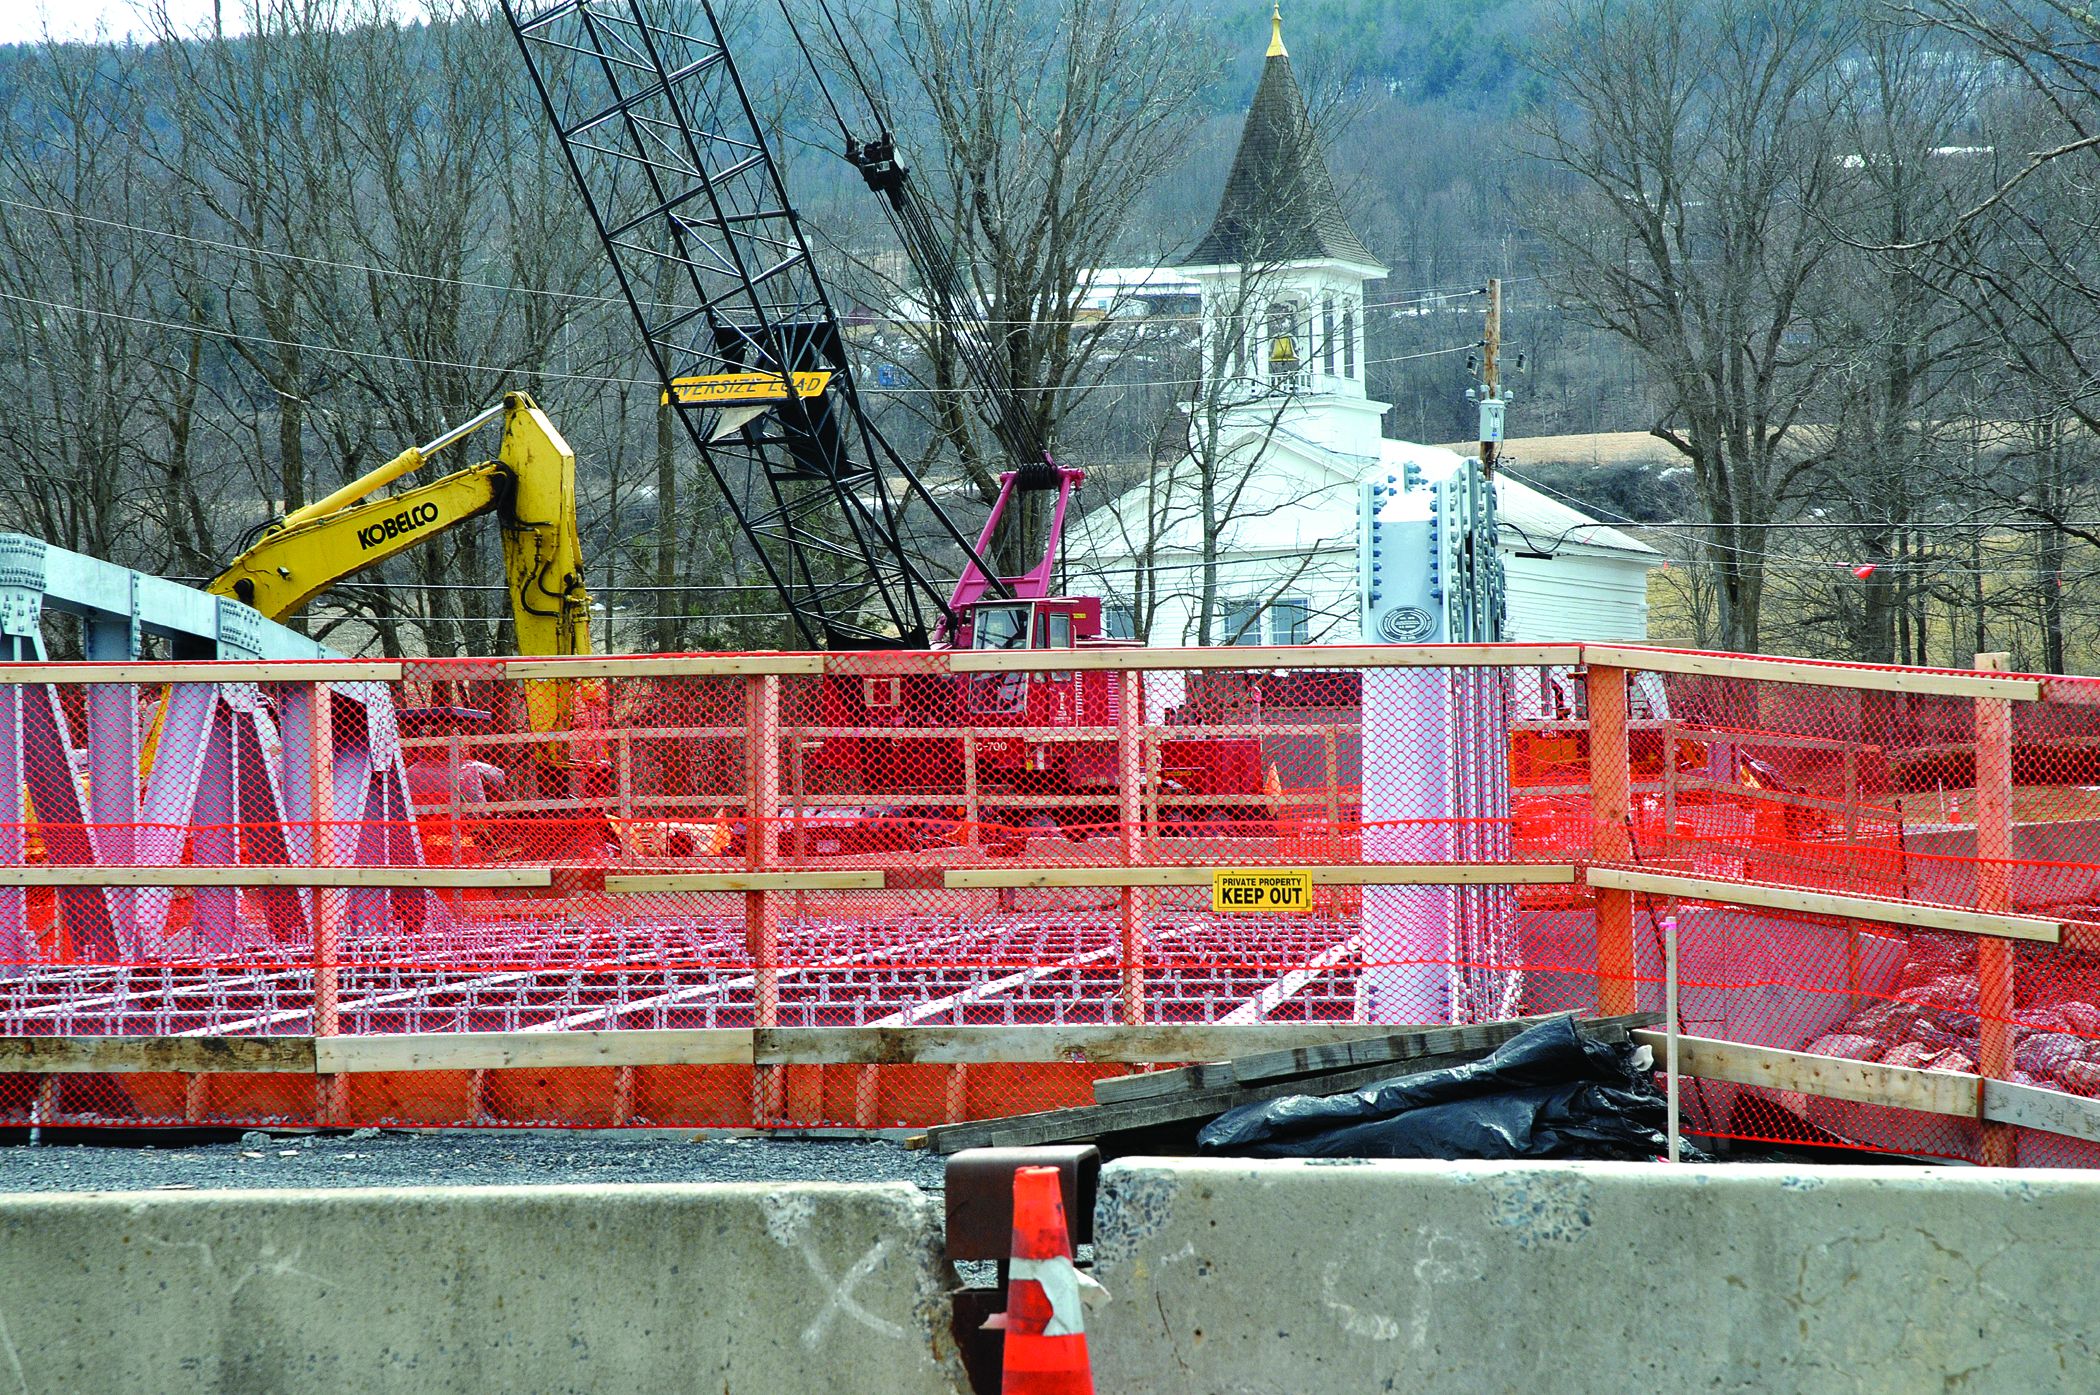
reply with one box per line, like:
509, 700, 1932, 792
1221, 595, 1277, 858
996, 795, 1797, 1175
665, 370, 831, 405
1211, 868, 1313, 913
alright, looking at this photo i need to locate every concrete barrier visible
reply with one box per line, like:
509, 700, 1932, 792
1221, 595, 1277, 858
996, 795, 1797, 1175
0, 1183, 965, 1395
1089, 1158, 2100, 1393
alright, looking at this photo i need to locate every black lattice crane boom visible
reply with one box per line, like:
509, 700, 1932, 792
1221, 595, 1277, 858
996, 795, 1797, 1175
502, 0, 1002, 648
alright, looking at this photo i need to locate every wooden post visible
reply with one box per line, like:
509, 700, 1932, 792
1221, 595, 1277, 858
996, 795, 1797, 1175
1975, 652, 2016, 1166
1117, 670, 1146, 1025
307, 681, 344, 1124
853, 1065, 879, 1129
616, 730, 632, 825
745, 674, 784, 1123
1142, 728, 1159, 859
1660, 718, 1678, 850
789, 733, 806, 867
446, 729, 463, 869
962, 730, 979, 848
1587, 664, 1636, 1014
1323, 723, 1341, 854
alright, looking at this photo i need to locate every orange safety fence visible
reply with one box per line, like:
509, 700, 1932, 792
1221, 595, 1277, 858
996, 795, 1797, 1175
0, 643, 2096, 1164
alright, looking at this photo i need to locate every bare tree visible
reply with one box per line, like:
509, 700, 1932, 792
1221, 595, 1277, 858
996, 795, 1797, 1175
0, 36, 166, 574
1785, 17, 1984, 663
831, 0, 1209, 572
1528, 0, 1860, 652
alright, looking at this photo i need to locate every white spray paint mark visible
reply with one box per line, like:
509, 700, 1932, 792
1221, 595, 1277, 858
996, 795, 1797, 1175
1320, 1261, 1401, 1342
799, 1239, 908, 1350
142, 1233, 325, 1298
759, 1194, 911, 1350
0, 1305, 29, 1395
1407, 1231, 1480, 1350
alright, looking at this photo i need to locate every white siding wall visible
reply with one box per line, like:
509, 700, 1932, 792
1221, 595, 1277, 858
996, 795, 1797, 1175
1121, 548, 1647, 646
1502, 551, 1649, 643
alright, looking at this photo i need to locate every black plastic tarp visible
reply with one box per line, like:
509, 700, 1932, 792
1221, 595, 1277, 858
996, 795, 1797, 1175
1195, 1016, 1673, 1160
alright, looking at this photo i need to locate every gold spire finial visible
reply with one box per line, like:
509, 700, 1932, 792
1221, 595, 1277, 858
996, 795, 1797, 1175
1267, 2, 1287, 56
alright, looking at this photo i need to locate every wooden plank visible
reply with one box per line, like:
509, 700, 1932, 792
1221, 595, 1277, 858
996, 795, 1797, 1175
604, 871, 885, 893
948, 644, 1584, 673
0, 1035, 316, 1074
2040, 678, 2100, 707
945, 863, 1578, 890
754, 1024, 1430, 1065
0, 661, 401, 685
1673, 774, 1896, 819
0, 865, 553, 889
314, 1029, 755, 1073
495, 654, 824, 679
1579, 645, 2042, 701
921, 1014, 1651, 1154
1631, 1030, 1979, 1117
401, 725, 746, 749
1586, 866, 2062, 943
1090, 1012, 1657, 1104
1981, 1079, 2100, 1145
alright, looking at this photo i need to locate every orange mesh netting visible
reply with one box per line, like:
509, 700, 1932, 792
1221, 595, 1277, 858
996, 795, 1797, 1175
0, 646, 2092, 1163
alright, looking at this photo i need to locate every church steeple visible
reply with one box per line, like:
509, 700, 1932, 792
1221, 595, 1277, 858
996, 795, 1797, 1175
1186, 7, 1377, 270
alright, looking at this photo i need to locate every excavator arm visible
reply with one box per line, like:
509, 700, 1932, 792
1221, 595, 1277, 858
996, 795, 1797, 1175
207, 391, 591, 753
207, 392, 591, 658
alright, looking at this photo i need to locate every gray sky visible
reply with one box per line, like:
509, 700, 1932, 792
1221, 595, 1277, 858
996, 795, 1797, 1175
0, 0, 248, 44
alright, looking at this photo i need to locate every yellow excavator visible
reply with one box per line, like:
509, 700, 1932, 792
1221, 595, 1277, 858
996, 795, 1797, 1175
207, 391, 591, 746
179, 392, 599, 869
209, 391, 590, 659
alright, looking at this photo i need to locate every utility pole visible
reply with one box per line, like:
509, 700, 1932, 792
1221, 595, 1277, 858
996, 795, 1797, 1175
1477, 277, 1504, 478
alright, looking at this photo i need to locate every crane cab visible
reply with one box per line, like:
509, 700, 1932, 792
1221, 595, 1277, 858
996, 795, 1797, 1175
959, 597, 1111, 730
961, 597, 1097, 654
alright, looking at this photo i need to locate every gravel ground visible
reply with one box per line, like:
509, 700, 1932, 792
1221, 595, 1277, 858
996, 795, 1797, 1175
0, 1131, 949, 1194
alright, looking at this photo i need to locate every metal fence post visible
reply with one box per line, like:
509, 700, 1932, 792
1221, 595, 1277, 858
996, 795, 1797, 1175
1975, 652, 2016, 1166
1587, 663, 1636, 1015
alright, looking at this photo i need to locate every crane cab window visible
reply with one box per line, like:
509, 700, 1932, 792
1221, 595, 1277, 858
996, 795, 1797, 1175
972, 602, 1032, 651
1036, 606, 1074, 681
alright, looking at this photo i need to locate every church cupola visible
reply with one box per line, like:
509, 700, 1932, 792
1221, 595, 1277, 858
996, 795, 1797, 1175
1181, 5, 1390, 459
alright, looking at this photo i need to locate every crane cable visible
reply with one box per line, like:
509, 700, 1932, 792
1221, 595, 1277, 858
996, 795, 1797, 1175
778, 0, 1058, 483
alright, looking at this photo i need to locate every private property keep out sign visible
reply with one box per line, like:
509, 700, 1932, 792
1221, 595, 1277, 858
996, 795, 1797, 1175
1211, 869, 1314, 913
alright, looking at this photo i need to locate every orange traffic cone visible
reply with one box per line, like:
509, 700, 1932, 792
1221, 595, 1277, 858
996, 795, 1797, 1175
986, 1164, 1104, 1395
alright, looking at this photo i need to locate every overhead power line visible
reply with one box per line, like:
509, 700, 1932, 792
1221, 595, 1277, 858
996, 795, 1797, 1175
0, 288, 1476, 398
0, 193, 1506, 329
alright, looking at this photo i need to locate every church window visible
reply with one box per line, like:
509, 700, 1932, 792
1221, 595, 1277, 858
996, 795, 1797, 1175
1343, 301, 1357, 378
1267, 301, 1303, 387
1322, 296, 1336, 375
1228, 309, 1248, 378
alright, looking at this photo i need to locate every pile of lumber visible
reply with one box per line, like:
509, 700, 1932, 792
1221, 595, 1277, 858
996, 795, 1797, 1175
914, 1011, 1659, 1155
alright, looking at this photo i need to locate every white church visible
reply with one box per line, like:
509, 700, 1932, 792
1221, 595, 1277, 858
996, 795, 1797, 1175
1066, 10, 1656, 647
